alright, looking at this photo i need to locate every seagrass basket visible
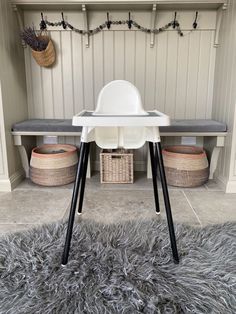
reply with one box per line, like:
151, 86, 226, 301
31, 36, 55, 67
30, 144, 78, 186
100, 149, 133, 183
163, 145, 209, 187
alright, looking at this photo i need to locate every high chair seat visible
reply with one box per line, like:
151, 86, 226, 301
72, 80, 170, 149
61, 80, 179, 266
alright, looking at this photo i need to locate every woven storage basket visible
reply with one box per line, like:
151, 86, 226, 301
30, 144, 78, 186
163, 145, 209, 187
100, 149, 133, 183
31, 36, 55, 67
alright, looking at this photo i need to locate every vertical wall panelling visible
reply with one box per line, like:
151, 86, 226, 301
196, 31, 212, 118
103, 31, 114, 84
134, 31, 146, 103
145, 31, 156, 111
61, 31, 74, 118
175, 34, 189, 118
206, 32, 216, 119
114, 31, 125, 79
30, 54, 44, 118
93, 32, 104, 107
83, 36, 94, 110
25, 49, 34, 118
155, 32, 168, 112
212, 0, 236, 192
72, 33, 84, 114
165, 31, 178, 117
185, 31, 201, 118
23, 10, 217, 172
42, 66, 54, 118
24, 10, 217, 121
124, 31, 135, 83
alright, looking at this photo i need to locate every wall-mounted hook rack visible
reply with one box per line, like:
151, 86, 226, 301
40, 12, 47, 30
193, 11, 198, 29
214, 3, 227, 48
82, 4, 89, 48
61, 12, 67, 29
106, 12, 111, 29
150, 4, 157, 48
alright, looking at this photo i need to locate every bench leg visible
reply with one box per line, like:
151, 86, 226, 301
155, 142, 179, 264
204, 136, 225, 180
17, 146, 30, 178
13, 135, 36, 179
209, 146, 221, 179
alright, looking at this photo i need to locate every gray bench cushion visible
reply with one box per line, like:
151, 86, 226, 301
12, 119, 82, 133
160, 119, 227, 133
12, 118, 227, 133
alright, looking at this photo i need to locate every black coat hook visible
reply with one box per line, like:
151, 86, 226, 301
128, 12, 132, 29
61, 12, 67, 29
106, 12, 111, 29
40, 12, 47, 30
173, 12, 177, 29
193, 11, 198, 29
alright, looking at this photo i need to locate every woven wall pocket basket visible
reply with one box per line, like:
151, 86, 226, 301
162, 145, 209, 187
31, 36, 56, 67
30, 144, 78, 186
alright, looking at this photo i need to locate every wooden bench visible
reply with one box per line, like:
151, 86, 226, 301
12, 119, 227, 181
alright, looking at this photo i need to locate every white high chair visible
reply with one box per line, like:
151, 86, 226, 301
62, 80, 179, 266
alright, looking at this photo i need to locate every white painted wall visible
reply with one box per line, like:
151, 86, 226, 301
24, 9, 217, 170
24, 10, 216, 120
212, 0, 236, 192
0, 0, 28, 191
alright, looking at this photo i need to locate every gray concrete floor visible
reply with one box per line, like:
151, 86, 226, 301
0, 172, 235, 236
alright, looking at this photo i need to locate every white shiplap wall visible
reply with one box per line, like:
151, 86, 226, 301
212, 0, 236, 190
24, 10, 217, 170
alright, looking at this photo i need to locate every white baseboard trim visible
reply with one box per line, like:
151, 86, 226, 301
0, 169, 25, 192
225, 180, 236, 193
216, 175, 236, 193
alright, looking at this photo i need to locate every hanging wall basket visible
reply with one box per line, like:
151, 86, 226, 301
31, 36, 56, 67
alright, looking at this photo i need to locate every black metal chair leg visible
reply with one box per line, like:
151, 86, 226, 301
77, 143, 90, 214
155, 142, 179, 264
149, 142, 160, 214
61, 142, 87, 266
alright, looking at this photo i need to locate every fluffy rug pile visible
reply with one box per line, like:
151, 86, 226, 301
0, 220, 235, 314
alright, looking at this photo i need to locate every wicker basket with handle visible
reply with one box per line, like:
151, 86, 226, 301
31, 36, 55, 67
163, 145, 209, 187
100, 149, 133, 183
30, 144, 78, 186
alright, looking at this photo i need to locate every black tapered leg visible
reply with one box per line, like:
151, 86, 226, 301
149, 142, 160, 214
155, 142, 179, 264
77, 142, 90, 214
61, 142, 87, 266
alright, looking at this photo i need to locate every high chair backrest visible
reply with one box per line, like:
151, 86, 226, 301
93, 80, 149, 149
94, 80, 147, 115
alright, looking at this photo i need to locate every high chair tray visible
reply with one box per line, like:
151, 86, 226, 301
73, 110, 170, 127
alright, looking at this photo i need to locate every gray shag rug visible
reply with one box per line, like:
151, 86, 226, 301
0, 220, 235, 314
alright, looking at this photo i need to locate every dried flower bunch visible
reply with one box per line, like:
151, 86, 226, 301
20, 27, 49, 51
